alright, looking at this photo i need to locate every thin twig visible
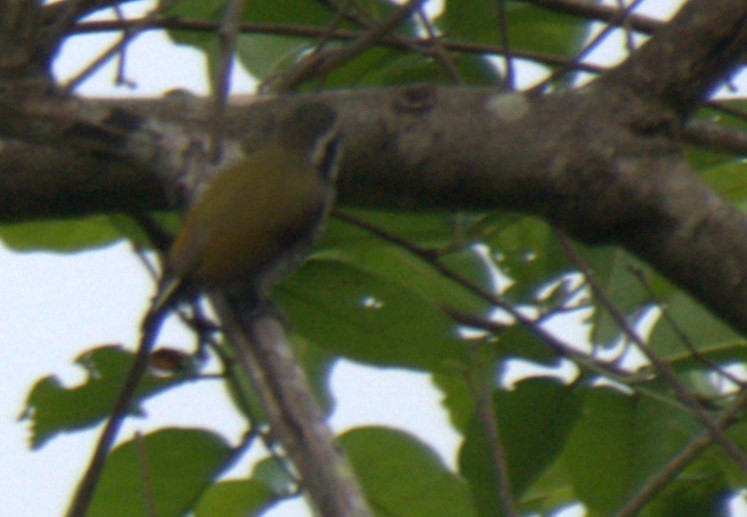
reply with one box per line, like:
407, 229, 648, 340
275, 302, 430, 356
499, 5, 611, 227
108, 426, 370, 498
706, 101, 747, 124
616, 388, 747, 516
320, 0, 376, 27
260, 0, 354, 92
314, 0, 355, 51
209, 0, 245, 162
331, 211, 564, 338
112, 5, 136, 88
414, 7, 463, 84
75, 17, 606, 74
517, 0, 661, 35
555, 230, 747, 472
333, 212, 674, 396
333, 211, 740, 423
63, 1, 177, 92
334, 212, 708, 434
273, 0, 428, 92
443, 306, 688, 411
530, 0, 645, 92
496, 0, 515, 90
628, 265, 746, 388
615, 0, 636, 53
67, 307, 169, 517
63, 31, 138, 92
468, 354, 518, 516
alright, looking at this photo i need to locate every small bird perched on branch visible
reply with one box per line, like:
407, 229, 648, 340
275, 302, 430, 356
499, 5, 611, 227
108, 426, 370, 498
69, 101, 342, 517
154, 101, 342, 313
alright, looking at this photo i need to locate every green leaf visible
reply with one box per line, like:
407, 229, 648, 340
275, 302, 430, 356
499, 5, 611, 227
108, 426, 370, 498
236, 0, 341, 80
277, 258, 470, 370
562, 386, 701, 514
340, 426, 476, 516
687, 99, 747, 171
160, 0, 224, 21
584, 247, 661, 346
458, 377, 582, 514
236, 34, 309, 80
481, 214, 571, 302
20, 345, 186, 448
455, 55, 505, 86
324, 212, 493, 314
641, 473, 731, 517
356, 52, 457, 86
109, 212, 181, 250
251, 456, 294, 495
305, 47, 407, 89
667, 341, 747, 373
441, 0, 502, 46
504, 2, 593, 56
360, 52, 501, 87
164, 0, 422, 87
432, 370, 476, 435
563, 242, 673, 347
440, 0, 593, 56
194, 479, 276, 517
88, 428, 231, 517
648, 289, 743, 361
713, 414, 747, 488
243, 0, 341, 25
433, 338, 560, 436
493, 323, 563, 363
519, 457, 576, 515
700, 160, 747, 208
562, 387, 636, 513
289, 333, 338, 414
0, 215, 123, 252
222, 346, 269, 424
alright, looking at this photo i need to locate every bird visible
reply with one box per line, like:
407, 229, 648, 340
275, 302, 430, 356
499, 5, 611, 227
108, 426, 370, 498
67, 103, 345, 517
152, 101, 342, 314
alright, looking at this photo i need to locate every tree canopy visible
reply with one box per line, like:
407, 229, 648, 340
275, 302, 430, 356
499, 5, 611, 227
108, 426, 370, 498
6, 0, 747, 515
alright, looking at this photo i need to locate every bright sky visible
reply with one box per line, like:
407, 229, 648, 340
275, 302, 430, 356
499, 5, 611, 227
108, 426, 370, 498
0, 1, 720, 516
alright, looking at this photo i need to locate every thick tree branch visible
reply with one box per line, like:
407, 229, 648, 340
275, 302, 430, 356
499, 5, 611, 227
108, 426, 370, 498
0, 0, 746, 356
0, 139, 165, 220
3, 81, 747, 336
211, 297, 372, 516
0, 94, 217, 220
600, 0, 747, 113
0, 1, 45, 79
684, 119, 747, 155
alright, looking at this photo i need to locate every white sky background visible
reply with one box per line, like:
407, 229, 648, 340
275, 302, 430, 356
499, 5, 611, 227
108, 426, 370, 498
0, 1, 730, 516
